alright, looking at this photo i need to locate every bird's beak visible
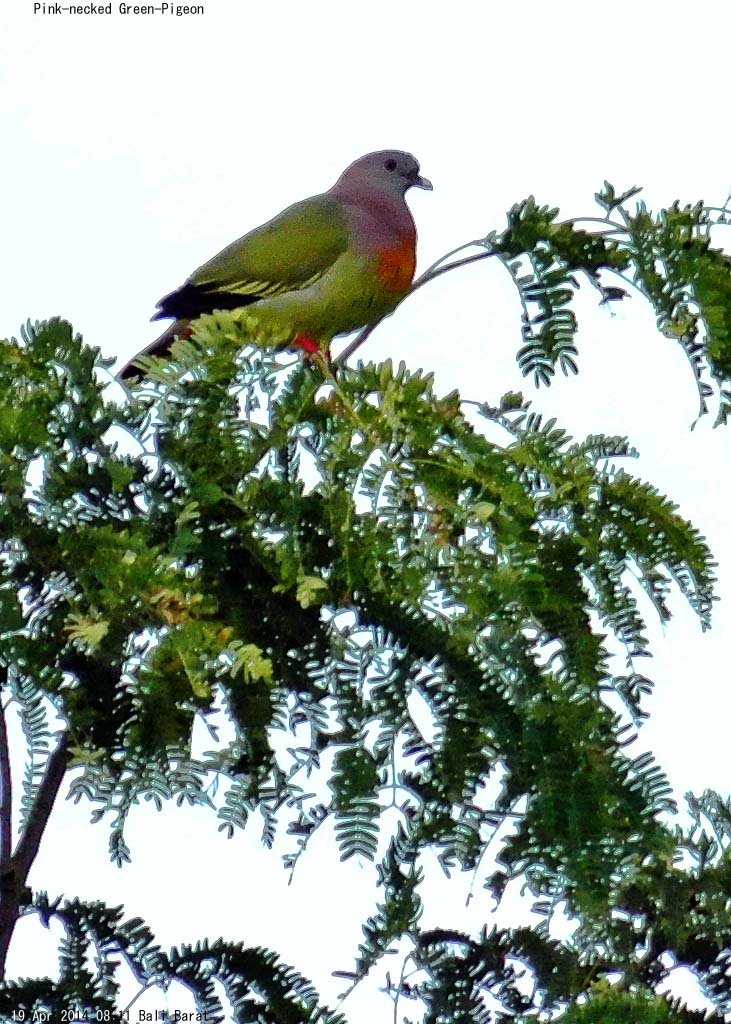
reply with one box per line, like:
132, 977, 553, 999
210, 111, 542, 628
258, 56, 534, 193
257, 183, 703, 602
414, 173, 433, 191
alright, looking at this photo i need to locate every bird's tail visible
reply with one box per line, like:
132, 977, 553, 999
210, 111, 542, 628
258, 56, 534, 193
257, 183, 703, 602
117, 319, 191, 381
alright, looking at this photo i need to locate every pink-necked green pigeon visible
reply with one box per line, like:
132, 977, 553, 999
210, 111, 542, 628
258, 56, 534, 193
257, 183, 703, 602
119, 150, 432, 379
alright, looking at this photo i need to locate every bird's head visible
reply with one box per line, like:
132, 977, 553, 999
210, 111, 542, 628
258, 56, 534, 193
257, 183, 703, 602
334, 150, 433, 200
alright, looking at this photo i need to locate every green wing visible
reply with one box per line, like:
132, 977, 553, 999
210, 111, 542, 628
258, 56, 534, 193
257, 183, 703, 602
154, 194, 350, 321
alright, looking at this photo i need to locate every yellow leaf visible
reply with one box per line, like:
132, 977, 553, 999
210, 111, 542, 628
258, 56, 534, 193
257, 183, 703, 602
296, 575, 329, 609
471, 501, 497, 523
67, 745, 107, 766
229, 642, 273, 685
64, 613, 110, 651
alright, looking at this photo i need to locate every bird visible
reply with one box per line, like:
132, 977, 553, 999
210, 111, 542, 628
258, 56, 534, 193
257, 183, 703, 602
118, 150, 432, 380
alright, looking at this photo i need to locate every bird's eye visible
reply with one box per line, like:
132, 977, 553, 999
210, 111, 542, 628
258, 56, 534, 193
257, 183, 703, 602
384, 158, 398, 172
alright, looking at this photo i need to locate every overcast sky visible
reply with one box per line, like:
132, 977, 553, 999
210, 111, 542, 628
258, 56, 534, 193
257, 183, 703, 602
2, 0, 731, 1019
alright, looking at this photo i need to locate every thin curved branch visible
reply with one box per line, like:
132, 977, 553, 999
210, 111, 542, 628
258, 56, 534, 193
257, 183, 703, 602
334, 245, 495, 367
411, 249, 495, 292
333, 213, 631, 368
563, 215, 627, 233
420, 239, 491, 278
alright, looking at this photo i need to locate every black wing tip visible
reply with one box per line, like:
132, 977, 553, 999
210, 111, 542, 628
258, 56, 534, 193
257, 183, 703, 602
153, 282, 260, 321
118, 361, 142, 382
117, 321, 181, 382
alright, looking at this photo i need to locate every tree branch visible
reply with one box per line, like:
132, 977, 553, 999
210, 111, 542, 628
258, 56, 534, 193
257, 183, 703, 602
0, 729, 69, 979
13, 732, 69, 881
0, 677, 11, 866
334, 215, 631, 368
411, 249, 494, 294
334, 245, 494, 367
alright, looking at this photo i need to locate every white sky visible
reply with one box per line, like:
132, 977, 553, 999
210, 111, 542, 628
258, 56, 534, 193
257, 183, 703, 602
2, 0, 731, 1019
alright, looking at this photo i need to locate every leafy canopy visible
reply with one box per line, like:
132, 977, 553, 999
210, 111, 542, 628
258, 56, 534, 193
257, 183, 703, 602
3, 180, 731, 1020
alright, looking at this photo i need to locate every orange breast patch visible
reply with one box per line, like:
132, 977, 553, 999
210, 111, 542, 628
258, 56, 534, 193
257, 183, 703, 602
376, 237, 417, 294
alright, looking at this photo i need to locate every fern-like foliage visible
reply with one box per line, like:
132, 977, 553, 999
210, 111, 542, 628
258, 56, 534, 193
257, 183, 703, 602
0, 893, 343, 1023
489, 197, 630, 385
539, 982, 723, 1023
0, 311, 722, 1019
477, 185, 731, 424
6, 671, 53, 831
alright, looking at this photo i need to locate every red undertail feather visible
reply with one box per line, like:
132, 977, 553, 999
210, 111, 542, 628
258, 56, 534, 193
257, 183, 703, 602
293, 335, 321, 355
292, 335, 333, 368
